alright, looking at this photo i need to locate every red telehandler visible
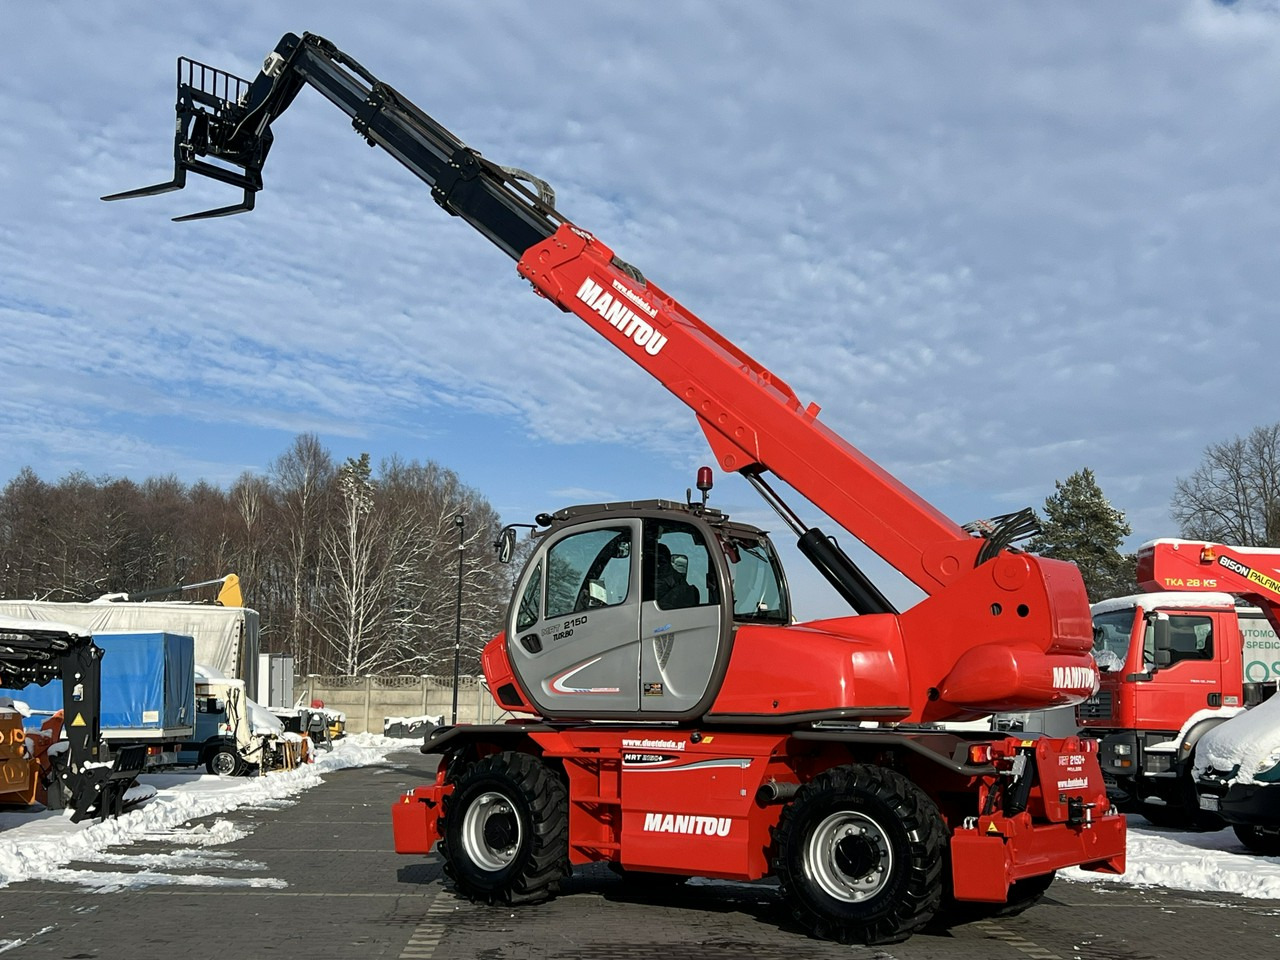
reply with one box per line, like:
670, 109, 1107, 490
105, 32, 1125, 944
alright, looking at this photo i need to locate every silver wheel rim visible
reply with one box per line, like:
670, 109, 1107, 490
212, 753, 236, 776
804, 810, 893, 902
461, 790, 522, 871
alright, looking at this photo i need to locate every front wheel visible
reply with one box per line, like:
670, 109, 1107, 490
206, 748, 242, 777
1234, 823, 1280, 856
440, 751, 569, 905
774, 764, 946, 945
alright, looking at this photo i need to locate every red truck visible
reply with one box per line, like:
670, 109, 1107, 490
1081, 539, 1280, 828
108, 31, 1126, 945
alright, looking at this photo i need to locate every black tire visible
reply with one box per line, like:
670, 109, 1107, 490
206, 748, 242, 777
932, 869, 1056, 928
1233, 824, 1280, 856
774, 764, 946, 945
440, 751, 569, 905
989, 871, 1056, 918
1139, 802, 1185, 829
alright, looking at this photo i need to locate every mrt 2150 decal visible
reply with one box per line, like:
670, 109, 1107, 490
1057, 752, 1090, 791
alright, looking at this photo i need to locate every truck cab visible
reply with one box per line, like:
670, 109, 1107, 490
1080, 592, 1278, 824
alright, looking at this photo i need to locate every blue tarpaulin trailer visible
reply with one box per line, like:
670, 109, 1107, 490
1, 630, 195, 766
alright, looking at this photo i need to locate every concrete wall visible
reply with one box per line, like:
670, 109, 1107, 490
291, 675, 513, 734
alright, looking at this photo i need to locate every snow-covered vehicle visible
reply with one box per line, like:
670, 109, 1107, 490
1194, 692, 1280, 855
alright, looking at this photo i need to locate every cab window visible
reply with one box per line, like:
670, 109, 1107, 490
1164, 615, 1214, 666
722, 534, 789, 624
515, 560, 543, 632
645, 520, 718, 610
545, 527, 632, 618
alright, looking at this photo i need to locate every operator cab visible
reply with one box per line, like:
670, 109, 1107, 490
497, 497, 789, 721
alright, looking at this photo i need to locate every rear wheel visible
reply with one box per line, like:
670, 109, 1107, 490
440, 751, 569, 904
1233, 824, 1280, 856
987, 872, 1056, 919
774, 764, 945, 945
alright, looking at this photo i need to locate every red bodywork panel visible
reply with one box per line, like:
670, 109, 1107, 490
392, 728, 1125, 901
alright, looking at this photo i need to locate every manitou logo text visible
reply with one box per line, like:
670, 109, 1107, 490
643, 813, 731, 836
576, 278, 668, 356
1052, 666, 1096, 691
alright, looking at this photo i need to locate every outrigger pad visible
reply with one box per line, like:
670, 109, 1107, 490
102, 56, 271, 220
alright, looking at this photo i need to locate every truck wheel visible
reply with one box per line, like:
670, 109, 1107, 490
774, 764, 945, 945
1233, 824, 1280, 856
440, 751, 569, 905
206, 749, 242, 777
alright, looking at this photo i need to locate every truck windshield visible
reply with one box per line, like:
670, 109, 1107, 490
724, 536, 789, 624
1092, 607, 1136, 671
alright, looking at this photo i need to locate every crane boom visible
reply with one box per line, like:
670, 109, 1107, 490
106, 31, 1024, 597
1138, 538, 1280, 636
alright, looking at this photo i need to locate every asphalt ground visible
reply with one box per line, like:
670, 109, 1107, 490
1, 748, 1278, 959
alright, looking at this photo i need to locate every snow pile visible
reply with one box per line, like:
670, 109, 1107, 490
0, 732, 403, 890
1065, 817, 1280, 899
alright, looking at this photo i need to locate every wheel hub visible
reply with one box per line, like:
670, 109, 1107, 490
461, 790, 523, 872
805, 810, 894, 903
484, 811, 518, 850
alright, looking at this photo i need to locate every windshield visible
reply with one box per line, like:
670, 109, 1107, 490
724, 535, 789, 624
1092, 607, 1137, 671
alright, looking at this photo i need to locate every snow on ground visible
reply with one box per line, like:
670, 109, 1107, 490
2, 734, 1279, 908
1064, 818, 1280, 900
0, 732, 404, 893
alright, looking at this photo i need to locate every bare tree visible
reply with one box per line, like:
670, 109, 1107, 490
1171, 423, 1280, 546
269, 433, 335, 673
314, 454, 428, 675
0, 436, 509, 675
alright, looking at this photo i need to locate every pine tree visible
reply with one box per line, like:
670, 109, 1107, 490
1028, 468, 1137, 602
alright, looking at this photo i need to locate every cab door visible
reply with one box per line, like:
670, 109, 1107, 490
638, 518, 724, 715
1141, 611, 1224, 728
506, 520, 641, 715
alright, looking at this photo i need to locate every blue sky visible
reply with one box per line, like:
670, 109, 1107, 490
4, 2, 1280, 617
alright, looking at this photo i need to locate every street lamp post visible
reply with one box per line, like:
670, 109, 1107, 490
451, 514, 465, 725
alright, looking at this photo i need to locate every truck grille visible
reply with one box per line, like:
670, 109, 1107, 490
1078, 690, 1112, 720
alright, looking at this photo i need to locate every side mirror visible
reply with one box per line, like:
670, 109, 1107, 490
671, 554, 689, 576
1152, 616, 1171, 669
495, 522, 541, 563
496, 526, 516, 564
